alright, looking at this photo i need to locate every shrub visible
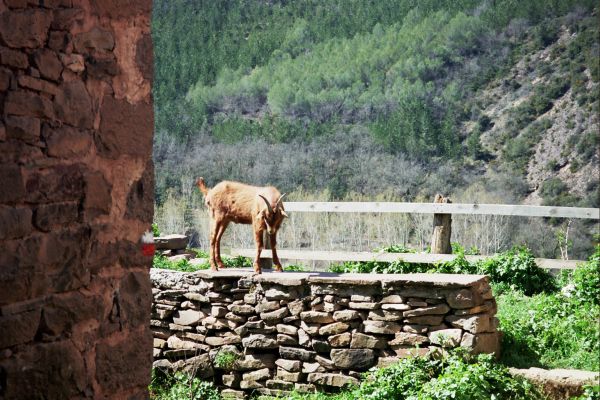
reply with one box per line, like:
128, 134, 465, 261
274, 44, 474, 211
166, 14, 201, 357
152, 223, 161, 237
563, 244, 600, 306
149, 371, 220, 400
213, 349, 241, 370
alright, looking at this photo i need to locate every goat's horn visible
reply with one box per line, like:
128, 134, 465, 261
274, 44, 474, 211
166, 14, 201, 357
258, 194, 274, 214
275, 193, 287, 209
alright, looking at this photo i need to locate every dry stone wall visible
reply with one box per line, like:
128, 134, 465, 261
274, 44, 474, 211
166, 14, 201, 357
0, 0, 153, 398
151, 269, 501, 398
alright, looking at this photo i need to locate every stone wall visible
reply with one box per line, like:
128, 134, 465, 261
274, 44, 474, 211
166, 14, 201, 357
151, 269, 501, 398
0, 0, 153, 398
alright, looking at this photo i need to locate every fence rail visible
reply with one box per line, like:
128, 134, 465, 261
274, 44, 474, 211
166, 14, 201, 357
284, 202, 600, 219
230, 249, 584, 270
232, 201, 598, 270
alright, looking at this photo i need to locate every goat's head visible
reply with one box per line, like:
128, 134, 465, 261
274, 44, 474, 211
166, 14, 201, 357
258, 193, 288, 235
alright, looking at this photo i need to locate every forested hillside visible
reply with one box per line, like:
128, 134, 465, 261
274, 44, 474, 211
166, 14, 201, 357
152, 0, 599, 257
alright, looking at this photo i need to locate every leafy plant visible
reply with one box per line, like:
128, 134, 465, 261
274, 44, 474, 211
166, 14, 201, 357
213, 349, 241, 371
149, 371, 220, 400
152, 223, 161, 237
152, 255, 207, 272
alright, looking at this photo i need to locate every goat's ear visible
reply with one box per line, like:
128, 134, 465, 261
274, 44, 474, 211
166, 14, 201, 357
281, 210, 289, 218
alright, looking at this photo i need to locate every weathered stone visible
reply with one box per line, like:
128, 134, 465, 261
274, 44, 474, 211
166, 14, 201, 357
242, 334, 277, 349
266, 379, 294, 391
0, 207, 32, 240
300, 311, 334, 324
74, 27, 115, 53
403, 324, 428, 334
5, 90, 54, 119
287, 300, 305, 315
330, 349, 375, 370
256, 300, 280, 313
0, 309, 40, 348
244, 293, 257, 305
239, 380, 263, 389
181, 332, 206, 342
315, 355, 336, 370
348, 301, 380, 310
54, 80, 93, 129
280, 346, 315, 362
51, 8, 84, 30
393, 347, 430, 358
428, 329, 463, 348
454, 300, 495, 316
381, 295, 405, 304
404, 315, 444, 326
363, 320, 402, 334
277, 367, 303, 382
44, 125, 92, 158
166, 335, 206, 351
351, 294, 373, 302
275, 358, 302, 372
264, 286, 297, 300
243, 367, 272, 382
407, 299, 428, 307
154, 338, 166, 348
319, 322, 349, 336
154, 234, 188, 250
183, 293, 209, 302
302, 362, 323, 373
5, 115, 40, 144
298, 328, 311, 347
0, 46, 28, 68
328, 332, 351, 347
446, 314, 491, 334
307, 373, 359, 387
222, 374, 241, 388
333, 310, 361, 322
295, 383, 317, 393
211, 306, 227, 317
60, 53, 85, 73
378, 356, 402, 368
312, 339, 331, 353
261, 307, 289, 323
390, 332, 429, 346
17, 75, 58, 95
380, 303, 411, 311
205, 335, 241, 346
368, 309, 404, 321
278, 334, 298, 346
221, 389, 245, 399
277, 324, 298, 336
202, 316, 229, 330
225, 312, 246, 323
403, 303, 450, 317
447, 289, 481, 309
0, 9, 52, 48
233, 354, 276, 371
173, 310, 202, 326
350, 333, 386, 349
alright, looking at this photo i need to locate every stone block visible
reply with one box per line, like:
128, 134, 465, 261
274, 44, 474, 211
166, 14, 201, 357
242, 334, 278, 349
300, 311, 334, 323
275, 358, 302, 372
319, 322, 349, 336
363, 320, 402, 334
173, 310, 203, 326
446, 314, 491, 334
279, 346, 315, 362
390, 332, 429, 346
0, 207, 32, 240
350, 332, 387, 349
330, 349, 375, 370
428, 329, 463, 348
307, 373, 359, 387
0, 9, 52, 48
328, 332, 351, 347
333, 309, 361, 322
154, 234, 188, 250
403, 303, 450, 317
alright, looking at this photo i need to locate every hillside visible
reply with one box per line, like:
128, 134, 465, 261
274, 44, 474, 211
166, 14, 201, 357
152, 0, 599, 258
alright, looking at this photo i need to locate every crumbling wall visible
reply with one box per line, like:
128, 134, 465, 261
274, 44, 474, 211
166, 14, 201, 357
0, 0, 153, 398
151, 270, 501, 398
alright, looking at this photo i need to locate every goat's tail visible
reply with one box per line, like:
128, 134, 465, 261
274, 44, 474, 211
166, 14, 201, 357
196, 177, 209, 196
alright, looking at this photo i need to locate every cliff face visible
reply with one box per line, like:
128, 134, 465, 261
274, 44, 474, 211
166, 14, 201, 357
0, 0, 154, 398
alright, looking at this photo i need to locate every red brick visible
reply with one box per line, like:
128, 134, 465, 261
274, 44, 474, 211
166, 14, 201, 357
0, 46, 28, 69
74, 27, 114, 53
0, 9, 53, 48
84, 170, 112, 218
0, 309, 40, 348
0, 164, 25, 203
18, 75, 59, 95
37, 291, 103, 339
33, 48, 63, 81
97, 96, 153, 159
33, 201, 79, 231
136, 33, 153, 81
0, 207, 32, 240
0, 67, 11, 90
5, 115, 41, 144
51, 8, 84, 30
5, 90, 55, 119
4, 0, 28, 9
0, 139, 45, 164
44, 124, 92, 158
0, 341, 87, 398
54, 80, 93, 128
25, 164, 85, 203
119, 271, 152, 328
86, 53, 119, 78
125, 160, 153, 222
48, 30, 70, 51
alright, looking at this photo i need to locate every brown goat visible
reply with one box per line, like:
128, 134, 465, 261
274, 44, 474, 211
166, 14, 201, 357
196, 177, 288, 273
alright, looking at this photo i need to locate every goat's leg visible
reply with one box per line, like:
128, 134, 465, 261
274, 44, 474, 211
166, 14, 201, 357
209, 219, 220, 271
215, 221, 229, 269
253, 227, 264, 274
270, 233, 283, 272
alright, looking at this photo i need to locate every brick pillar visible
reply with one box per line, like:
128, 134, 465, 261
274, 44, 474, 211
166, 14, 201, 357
0, 0, 154, 398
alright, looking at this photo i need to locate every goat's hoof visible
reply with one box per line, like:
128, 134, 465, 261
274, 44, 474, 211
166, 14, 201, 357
210, 267, 219, 272
274, 266, 283, 273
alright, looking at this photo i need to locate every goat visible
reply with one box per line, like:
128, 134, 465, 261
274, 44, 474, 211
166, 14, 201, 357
196, 177, 288, 273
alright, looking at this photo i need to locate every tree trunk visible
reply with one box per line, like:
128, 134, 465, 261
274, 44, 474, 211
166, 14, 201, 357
431, 194, 452, 254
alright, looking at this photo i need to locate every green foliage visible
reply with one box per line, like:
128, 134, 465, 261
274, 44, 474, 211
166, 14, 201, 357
263, 350, 544, 400
152, 254, 204, 272
149, 371, 220, 400
152, 223, 161, 237
477, 246, 557, 296
496, 289, 600, 371
330, 245, 556, 295
284, 264, 308, 272
562, 244, 600, 307
213, 349, 241, 371
540, 177, 578, 206
572, 385, 600, 400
